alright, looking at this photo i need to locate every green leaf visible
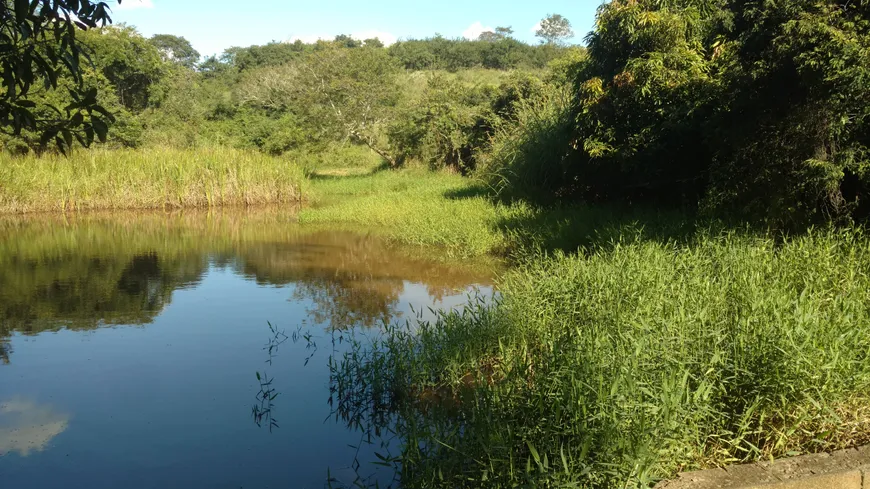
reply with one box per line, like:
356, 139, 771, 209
40, 129, 59, 147
527, 441, 541, 467
561, 444, 569, 474
62, 129, 73, 149
15, 0, 29, 23
55, 135, 67, 155
70, 112, 84, 127
92, 116, 108, 143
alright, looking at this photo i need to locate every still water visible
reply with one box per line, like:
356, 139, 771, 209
0, 210, 497, 488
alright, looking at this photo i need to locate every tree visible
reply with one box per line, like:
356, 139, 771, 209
150, 34, 200, 69
363, 37, 384, 48
494, 0, 870, 225
198, 55, 232, 79
0, 1, 120, 151
334, 34, 362, 49
478, 31, 498, 42
479, 27, 514, 42
536, 13, 574, 45
223, 41, 309, 72
237, 46, 401, 164
79, 25, 164, 112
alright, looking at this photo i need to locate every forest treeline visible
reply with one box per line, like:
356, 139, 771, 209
0, 23, 577, 159
2, 0, 869, 228
515, 0, 870, 228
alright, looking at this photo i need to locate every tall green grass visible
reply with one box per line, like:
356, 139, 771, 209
476, 84, 574, 200
0, 146, 305, 213
331, 227, 870, 488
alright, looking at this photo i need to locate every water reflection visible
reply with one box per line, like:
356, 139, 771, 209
0, 339, 9, 364
0, 398, 70, 457
0, 210, 497, 488
0, 250, 205, 333
0, 211, 499, 363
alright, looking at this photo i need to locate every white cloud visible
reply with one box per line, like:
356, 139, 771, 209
462, 21, 494, 40
115, 0, 154, 10
288, 30, 398, 46
0, 398, 70, 457
288, 34, 327, 44
530, 22, 542, 34
351, 30, 397, 46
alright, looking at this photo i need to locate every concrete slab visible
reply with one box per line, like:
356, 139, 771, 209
655, 446, 870, 489
738, 470, 862, 489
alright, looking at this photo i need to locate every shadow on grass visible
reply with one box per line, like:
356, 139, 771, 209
498, 204, 698, 256
304, 161, 393, 181
442, 183, 493, 201
306, 171, 375, 181
442, 179, 698, 256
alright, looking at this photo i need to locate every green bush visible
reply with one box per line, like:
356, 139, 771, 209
487, 0, 870, 226
388, 75, 492, 171
389, 71, 553, 173
477, 84, 575, 198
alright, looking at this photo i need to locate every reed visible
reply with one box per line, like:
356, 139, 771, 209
0, 146, 305, 213
331, 227, 870, 488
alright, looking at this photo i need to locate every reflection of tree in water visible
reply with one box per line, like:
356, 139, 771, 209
0, 251, 208, 364
293, 275, 402, 329
0, 339, 10, 365
234, 231, 493, 330
0, 214, 496, 361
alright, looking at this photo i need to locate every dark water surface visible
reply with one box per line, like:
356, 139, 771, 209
0, 210, 497, 488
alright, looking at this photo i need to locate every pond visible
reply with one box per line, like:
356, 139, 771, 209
0, 210, 498, 489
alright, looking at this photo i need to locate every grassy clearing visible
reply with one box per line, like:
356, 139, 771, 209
333, 227, 870, 488
299, 166, 528, 258
299, 163, 697, 260
0, 146, 304, 213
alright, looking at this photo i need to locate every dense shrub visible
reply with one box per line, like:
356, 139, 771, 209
388, 75, 494, 171
479, 0, 870, 227
389, 71, 554, 172
388, 37, 566, 71
478, 84, 575, 197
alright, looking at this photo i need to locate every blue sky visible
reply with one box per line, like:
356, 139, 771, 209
111, 0, 603, 57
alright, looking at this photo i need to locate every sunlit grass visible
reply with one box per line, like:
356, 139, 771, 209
299, 167, 530, 258
332, 227, 870, 488
0, 146, 305, 213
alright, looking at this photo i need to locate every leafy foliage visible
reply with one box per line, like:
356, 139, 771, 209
482, 0, 870, 226
388, 71, 552, 172
237, 45, 400, 161
388, 36, 568, 71
150, 34, 200, 69
0, 0, 119, 151
536, 13, 575, 45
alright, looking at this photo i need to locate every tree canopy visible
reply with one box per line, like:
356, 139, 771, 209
482, 0, 870, 226
150, 34, 200, 69
536, 13, 574, 45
